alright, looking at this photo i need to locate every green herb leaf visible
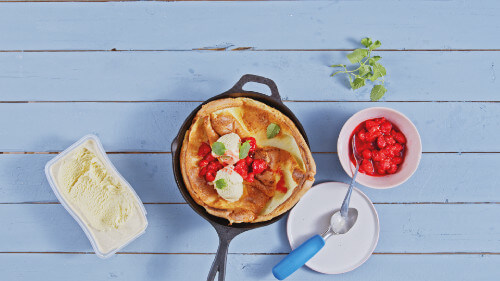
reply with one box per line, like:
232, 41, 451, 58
373, 63, 386, 76
215, 178, 227, 189
239, 141, 251, 159
370, 85, 387, 101
329, 38, 387, 101
266, 123, 281, 139
369, 40, 381, 50
361, 37, 372, 48
347, 49, 369, 63
368, 56, 382, 66
352, 77, 366, 90
370, 63, 387, 81
212, 142, 226, 156
358, 65, 371, 77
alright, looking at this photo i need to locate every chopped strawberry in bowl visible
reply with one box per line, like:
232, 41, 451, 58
337, 107, 422, 189
350, 117, 406, 176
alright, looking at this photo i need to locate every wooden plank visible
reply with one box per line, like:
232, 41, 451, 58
0, 51, 499, 102
1, 153, 498, 204
228, 254, 500, 281
1, 1, 500, 50
0, 253, 497, 281
0, 102, 498, 152
0, 204, 498, 253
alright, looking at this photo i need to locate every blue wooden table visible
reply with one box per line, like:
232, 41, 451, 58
0, 1, 499, 280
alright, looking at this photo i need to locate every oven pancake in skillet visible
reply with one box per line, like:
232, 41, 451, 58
180, 97, 316, 223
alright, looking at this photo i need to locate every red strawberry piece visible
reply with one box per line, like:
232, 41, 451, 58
391, 143, 404, 153
371, 150, 381, 162
358, 129, 367, 141
252, 159, 268, 174
355, 139, 365, 152
392, 157, 403, 165
394, 132, 407, 144
205, 172, 215, 182
367, 127, 382, 142
385, 135, 396, 145
362, 149, 372, 159
215, 162, 224, 171
245, 157, 253, 165
207, 162, 219, 172
380, 159, 391, 171
241, 137, 257, 152
366, 120, 379, 129
236, 167, 247, 178
198, 142, 211, 157
199, 167, 207, 177
235, 160, 248, 178
203, 153, 215, 163
236, 159, 247, 168
375, 117, 386, 124
361, 159, 374, 174
380, 121, 393, 135
388, 163, 398, 174
376, 167, 386, 175
246, 172, 255, 183
365, 142, 375, 150
198, 159, 209, 167
377, 136, 387, 149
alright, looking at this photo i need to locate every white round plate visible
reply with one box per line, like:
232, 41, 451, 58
287, 181, 380, 274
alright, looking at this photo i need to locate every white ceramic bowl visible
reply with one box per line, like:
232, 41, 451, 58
337, 107, 422, 189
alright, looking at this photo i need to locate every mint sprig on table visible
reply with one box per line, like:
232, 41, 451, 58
330, 38, 387, 101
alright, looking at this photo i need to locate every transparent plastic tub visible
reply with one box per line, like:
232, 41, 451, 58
45, 134, 148, 258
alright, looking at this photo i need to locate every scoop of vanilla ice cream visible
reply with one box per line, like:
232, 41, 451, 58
213, 166, 244, 202
58, 147, 134, 231
214, 133, 241, 165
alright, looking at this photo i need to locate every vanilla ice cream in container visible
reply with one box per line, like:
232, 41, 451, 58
45, 135, 148, 258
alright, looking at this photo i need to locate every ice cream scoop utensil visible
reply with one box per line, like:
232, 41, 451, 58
272, 208, 358, 280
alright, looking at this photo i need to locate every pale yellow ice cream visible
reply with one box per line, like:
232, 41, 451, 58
214, 133, 241, 165
213, 166, 244, 202
57, 146, 134, 231
49, 139, 147, 256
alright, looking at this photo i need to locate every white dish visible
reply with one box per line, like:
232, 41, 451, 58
287, 182, 379, 274
45, 134, 148, 258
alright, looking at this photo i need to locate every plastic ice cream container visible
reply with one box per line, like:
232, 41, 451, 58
45, 134, 148, 258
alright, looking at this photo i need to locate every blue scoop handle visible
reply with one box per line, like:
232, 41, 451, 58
272, 235, 325, 280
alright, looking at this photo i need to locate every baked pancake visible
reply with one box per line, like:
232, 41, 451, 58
180, 97, 316, 223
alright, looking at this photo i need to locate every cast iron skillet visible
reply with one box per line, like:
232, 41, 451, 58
171, 74, 310, 281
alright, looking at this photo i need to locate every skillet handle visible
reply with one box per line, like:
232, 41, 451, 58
227, 74, 283, 103
207, 224, 245, 281
206, 236, 231, 281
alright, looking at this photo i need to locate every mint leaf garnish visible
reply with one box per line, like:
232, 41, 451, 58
266, 123, 280, 139
358, 65, 371, 77
239, 141, 251, 159
212, 142, 226, 156
347, 49, 369, 64
330, 37, 388, 101
370, 85, 387, 101
361, 37, 372, 48
369, 40, 381, 50
352, 77, 366, 90
215, 178, 227, 189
